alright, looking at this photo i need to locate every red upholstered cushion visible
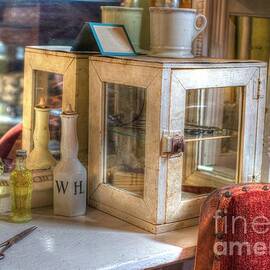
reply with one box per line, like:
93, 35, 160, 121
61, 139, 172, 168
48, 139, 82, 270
195, 184, 270, 270
217, 185, 270, 270
0, 123, 22, 159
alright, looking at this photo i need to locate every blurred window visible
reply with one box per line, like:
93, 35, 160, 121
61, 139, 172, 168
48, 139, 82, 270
0, 0, 120, 138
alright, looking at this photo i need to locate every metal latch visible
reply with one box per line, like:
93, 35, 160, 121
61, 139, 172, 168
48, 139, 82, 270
161, 132, 184, 158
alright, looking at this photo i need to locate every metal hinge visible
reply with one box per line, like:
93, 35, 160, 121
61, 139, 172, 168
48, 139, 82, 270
161, 132, 184, 158
254, 78, 264, 100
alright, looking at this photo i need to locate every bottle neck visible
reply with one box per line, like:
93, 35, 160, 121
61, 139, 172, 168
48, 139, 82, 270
60, 114, 79, 160
16, 157, 27, 170
34, 108, 50, 149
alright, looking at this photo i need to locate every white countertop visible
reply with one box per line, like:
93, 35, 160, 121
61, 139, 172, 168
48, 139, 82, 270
0, 208, 197, 270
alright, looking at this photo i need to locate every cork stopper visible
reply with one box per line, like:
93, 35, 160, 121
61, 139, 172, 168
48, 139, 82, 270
63, 104, 76, 115
36, 96, 48, 109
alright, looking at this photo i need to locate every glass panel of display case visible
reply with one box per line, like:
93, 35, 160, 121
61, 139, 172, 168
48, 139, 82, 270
104, 83, 146, 197
183, 87, 243, 199
35, 71, 63, 160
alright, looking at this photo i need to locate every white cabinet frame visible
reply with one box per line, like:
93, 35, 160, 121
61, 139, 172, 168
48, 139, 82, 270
88, 56, 267, 233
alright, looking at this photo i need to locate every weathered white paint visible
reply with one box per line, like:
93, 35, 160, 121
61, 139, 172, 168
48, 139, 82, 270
88, 55, 267, 233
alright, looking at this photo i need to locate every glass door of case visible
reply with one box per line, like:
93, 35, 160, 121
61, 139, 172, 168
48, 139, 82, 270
183, 87, 243, 198
103, 83, 146, 197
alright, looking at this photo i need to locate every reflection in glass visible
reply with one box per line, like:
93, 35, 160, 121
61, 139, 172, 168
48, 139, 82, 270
104, 83, 145, 196
35, 71, 63, 160
183, 87, 242, 199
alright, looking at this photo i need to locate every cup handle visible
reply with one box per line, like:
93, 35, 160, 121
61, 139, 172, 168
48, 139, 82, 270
193, 14, 207, 41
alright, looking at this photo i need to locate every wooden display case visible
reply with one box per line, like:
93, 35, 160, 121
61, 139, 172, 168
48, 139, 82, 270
22, 46, 91, 207
23, 46, 91, 166
88, 55, 267, 233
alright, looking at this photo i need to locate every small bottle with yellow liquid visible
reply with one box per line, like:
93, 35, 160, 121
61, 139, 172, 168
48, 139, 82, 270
10, 150, 33, 223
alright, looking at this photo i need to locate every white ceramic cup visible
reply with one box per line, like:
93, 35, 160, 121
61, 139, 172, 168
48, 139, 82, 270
150, 8, 207, 58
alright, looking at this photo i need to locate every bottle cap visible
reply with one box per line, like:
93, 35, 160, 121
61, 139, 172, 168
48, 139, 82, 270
16, 149, 27, 157
63, 104, 76, 115
36, 96, 49, 109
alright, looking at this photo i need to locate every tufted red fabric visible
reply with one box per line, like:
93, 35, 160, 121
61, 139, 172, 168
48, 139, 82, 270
195, 184, 270, 270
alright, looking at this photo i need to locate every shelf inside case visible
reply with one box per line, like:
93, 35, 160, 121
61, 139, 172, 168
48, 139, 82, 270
184, 124, 238, 142
182, 86, 243, 198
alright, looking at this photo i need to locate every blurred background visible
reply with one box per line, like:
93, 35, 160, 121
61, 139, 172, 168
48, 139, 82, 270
0, 0, 121, 138
0, 0, 268, 141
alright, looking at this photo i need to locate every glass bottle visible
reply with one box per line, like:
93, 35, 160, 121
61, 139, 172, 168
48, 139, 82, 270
10, 150, 33, 223
53, 104, 87, 217
26, 96, 56, 170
